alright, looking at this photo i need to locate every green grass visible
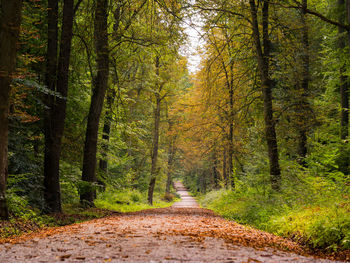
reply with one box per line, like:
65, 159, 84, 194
197, 181, 350, 251
94, 188, 176, 212
1, 188, 176, 239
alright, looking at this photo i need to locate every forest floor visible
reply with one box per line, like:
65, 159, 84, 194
0, 183, 348, 262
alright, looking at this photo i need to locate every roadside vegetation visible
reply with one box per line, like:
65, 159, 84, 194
185, 158, 350, 252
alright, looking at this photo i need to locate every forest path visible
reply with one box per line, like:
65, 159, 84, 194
172, 181, 199, 208
0, 185, 342, 262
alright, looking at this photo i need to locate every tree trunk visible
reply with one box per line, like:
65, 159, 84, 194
0, 0, 23, 219
347, 0, 350, 48
81, 0, 109, 205
339, 0, 349, 140
297, 0, 310, 161
44, 0, 74, 213
228, 80, 234, 188
99, 87, 116, 173
43, 0, 58, 212
165, 122, 176, 195
337, 0, 350, 174
212, 150, 219, 189
249, 0, 281, 190
222, 147, 228, 187
148, 91, 161, 205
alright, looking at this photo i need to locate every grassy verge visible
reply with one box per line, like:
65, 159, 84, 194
0, 188, 176, 239
94, 188, 177, 212
197, 182, 350, 252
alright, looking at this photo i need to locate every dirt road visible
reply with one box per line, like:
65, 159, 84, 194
0, 182, 343, 262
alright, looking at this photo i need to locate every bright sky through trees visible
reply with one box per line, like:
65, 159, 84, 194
181, 8, 204, 73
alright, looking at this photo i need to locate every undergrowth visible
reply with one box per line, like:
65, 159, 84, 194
197, 175, 350, 252
94, 188, 176, 212
1, 187, 175, 239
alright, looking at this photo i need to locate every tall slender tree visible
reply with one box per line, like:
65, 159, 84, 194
148, 56, 162, 205
165, 119, 176, 195
81, 0, 109, 205
249, 0, 281, 190
337, 0, 349, 174
297, 0, 311, 161
0, 0, 23, 219
44, 0, 75, 213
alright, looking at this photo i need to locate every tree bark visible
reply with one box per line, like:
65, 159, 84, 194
249, 0, 281, 190
297, 0, 310, 161
148, 56, 162, 205
165, 121, 176, 195
99, 87, 116, 173
148, 89, 161, 205
43, 0, 59, 213
0, 0, 23, 219
222, 147, 228, 187
212, 150, 219, 189
337, 0, 350, 174
228, 73, 234, 188
339, 0, 349, 140
347, 0, 350, 47
81, 0, 109, 205
43, 0, 74, 213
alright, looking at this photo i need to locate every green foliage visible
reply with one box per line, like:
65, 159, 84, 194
270, 204, 350, 250
6, 189, 40, 220
94, 188, 173, 212
198, 170, 350, 251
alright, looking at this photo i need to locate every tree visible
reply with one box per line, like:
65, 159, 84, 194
0, 0, 23, 219
338, 0, 349, 174
148, 56, 162, 205
249, 0, 281, 190
296, 0, 311, 161
165, 117, 177, 195
44, 0, 76, 213
81, 0, 109, 205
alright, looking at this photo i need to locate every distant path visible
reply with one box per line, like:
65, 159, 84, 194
172, 181, 199, 208
0, 184, 343, 262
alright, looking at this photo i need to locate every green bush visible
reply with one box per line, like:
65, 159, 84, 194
7, 189, 39, 220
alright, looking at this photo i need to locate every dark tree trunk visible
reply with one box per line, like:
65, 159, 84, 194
212, 150, 219, 189
44, 0, 74, 213
347, 0, 350, 48
339, 0, 349, 140
222, 147, 228, 187
43, 0, 59, 213
221, 54, 235, 189
99, 87, 116, 173
228, 82, 234, 188
165, 122, 176, 195
338, 0, 350, 174
249, 0, 281, 190
148, 90, 161, 205
0, 0, 23, 220
81, 0, 109, 205
297, 0, 310, 161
